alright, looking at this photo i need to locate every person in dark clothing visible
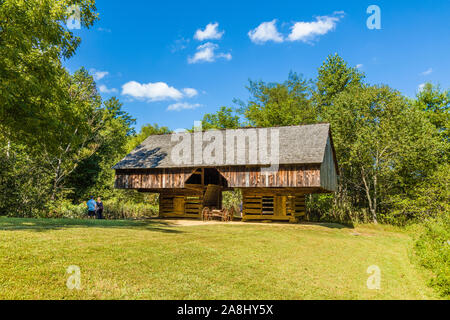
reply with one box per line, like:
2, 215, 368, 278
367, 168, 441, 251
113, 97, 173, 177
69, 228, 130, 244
96, 197, 104, 219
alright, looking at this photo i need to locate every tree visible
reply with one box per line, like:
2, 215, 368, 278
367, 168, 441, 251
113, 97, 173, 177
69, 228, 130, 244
202, 106, 241, 129
66, 97, 136, 201
415, 83, 449, 143
315, 53, 364, 112
323, 85, 443, 223
236, 72, 316, 127
126, 124, 171, 153
0, 0, 98, 146
39, 68, 104, 200
0, 134, 52, 217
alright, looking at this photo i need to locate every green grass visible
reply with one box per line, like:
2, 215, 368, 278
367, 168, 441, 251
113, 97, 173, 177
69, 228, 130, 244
0, 217, 440, 300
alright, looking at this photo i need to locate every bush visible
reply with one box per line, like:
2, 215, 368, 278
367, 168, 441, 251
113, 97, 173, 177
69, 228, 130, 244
413, 214, 450, 298
39, 198, 159, 220
222, 189, 242, 215
41, 201, 87, 219
102, 199, 158, 220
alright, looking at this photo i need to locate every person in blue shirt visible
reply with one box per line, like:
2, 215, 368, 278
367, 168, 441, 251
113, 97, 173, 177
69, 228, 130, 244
87, 196, 97, 219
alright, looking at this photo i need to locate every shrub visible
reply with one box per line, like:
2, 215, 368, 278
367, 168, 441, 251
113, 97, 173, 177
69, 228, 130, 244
39, 198, 158, 220
413, 214, 450, 298
102, 199, 158, 220
39, 201, 87, 219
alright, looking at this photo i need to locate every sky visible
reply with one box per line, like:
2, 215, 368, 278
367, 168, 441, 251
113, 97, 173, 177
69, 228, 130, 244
64, 0, 450, 131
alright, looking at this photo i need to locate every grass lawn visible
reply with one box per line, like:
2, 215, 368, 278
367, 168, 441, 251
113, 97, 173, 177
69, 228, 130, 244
0, 217, 439, 300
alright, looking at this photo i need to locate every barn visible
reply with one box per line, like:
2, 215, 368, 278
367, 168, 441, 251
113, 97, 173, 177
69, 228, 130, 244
113, 123, 338, 223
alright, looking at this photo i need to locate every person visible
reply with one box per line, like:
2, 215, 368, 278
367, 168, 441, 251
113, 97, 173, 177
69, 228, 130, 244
96, 197, 104, 220
86, 196, 97, 219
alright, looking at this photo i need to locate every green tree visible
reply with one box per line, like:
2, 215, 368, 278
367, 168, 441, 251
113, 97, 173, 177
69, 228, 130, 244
38, 68, 104, 200
0, 0, 98, 146
323, 85, 443, 223
126, 124, 171, 152
0, 135, 52, 217
202, 106, 241, 129
415, 83, 449, 143
236, 72, 316, 127
315, 53, 364, 112
66, 97, 136, 201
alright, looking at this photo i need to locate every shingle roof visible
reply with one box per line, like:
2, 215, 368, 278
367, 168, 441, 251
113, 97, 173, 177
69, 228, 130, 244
113, 123, 331, 169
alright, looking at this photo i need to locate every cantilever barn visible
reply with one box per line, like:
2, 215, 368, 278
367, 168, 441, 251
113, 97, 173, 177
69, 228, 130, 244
113, 124, 338, 223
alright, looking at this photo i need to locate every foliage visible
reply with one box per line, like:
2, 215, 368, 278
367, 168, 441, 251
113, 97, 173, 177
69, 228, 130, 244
236, 72, 317, 127
38, 198, 159, 220
415, 83, 449, 142
413, 214, 450, 297
0, 137, 52, 217
314, 53, 364, 111
222, 189, 242, 214
202, 106, 241, 130
0, 0, 98, 146
126, 123, 171, 153
322, 85, 443, 223
66, 97, 136, 202
102, 199, 158, 220
386, 163, 449, 224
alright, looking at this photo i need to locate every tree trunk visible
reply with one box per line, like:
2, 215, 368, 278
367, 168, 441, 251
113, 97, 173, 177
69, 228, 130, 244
51, 159, 62, 201
6, 140, 11, 159
372, 173, 378, 224
361, 167, 377, 224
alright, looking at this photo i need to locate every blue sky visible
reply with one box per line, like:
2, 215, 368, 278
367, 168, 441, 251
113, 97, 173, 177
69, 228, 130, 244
65, 0, 450, 131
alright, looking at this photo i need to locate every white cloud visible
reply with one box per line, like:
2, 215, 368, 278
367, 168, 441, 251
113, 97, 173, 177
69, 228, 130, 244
91, 70, 109, 81
188, 42, 232, 64
92, 70, 109, 81
420, 68, 433, 76
121, 81, 199, 102
194, 22, 224, 41
98, 85, 118, 94
248, 20, 283, 44
288, 13, 344, 42
183, 88, 198, 98
167, 102, 202, 111
356, 64, 363, 69
122, 81, 184, 101
418, 83, 426, 91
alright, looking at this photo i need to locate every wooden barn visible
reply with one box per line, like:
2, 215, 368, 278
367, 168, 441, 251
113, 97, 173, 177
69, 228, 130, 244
113, 124, 338, 223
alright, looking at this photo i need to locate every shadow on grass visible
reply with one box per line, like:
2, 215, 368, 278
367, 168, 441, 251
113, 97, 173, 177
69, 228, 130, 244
0, 217, 184, 234
312, 222, 354, 229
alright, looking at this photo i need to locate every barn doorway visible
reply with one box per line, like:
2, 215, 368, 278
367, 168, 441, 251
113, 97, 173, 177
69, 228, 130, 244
184, 168, 228, 210
184, 168, 228, 188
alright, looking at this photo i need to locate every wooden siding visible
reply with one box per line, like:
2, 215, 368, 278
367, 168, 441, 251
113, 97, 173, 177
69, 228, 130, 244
115, 163, 338, 193
217, 165, 321, 188
242, 189, 306, 222
115, 168, 195, 189
159, 193, 203, 218
320, 137, 338, 192
115, 165, 322, 189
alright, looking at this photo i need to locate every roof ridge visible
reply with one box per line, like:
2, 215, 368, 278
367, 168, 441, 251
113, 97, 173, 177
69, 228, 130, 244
141, 122, 331, 137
